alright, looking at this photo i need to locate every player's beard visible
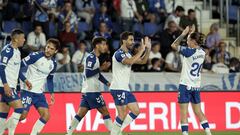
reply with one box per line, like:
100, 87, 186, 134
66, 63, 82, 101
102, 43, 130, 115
44, 52, 53, 58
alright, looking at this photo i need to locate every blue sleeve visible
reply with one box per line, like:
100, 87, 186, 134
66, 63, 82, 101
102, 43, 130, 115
19, 69, 27, 82
0, 46, 14, 66
98, 73, 109, 85
115, 51, 126, 63
86, 68, 100, 78
0, 65, 7, 84
0, 46, 14, 84
179, 46, 196, 57
47, 61, 57, 93
22, 52, 42, 66
85, 54, 100, 78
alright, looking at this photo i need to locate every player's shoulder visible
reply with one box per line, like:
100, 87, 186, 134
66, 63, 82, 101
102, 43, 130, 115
29, 51, 45, 60
114, 49, 126, 57
30, 51, 44, 57
86, 52, 97, 61
1, 44, 14, 54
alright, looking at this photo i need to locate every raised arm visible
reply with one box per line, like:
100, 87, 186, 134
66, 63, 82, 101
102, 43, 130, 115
120, 39, 146, 65
171, 26, 190, 50
135, 37, 152, 65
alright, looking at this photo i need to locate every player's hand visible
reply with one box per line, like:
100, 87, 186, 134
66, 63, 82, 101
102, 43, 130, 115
3, 84, 12, 97
49, 94, 55, 106
107, 82, 111, 87
100, 61, 111, 71
144, 36, 152, 50
182, 26, 190, 36
190, 25, 196, 34
25, 80, 32, 90
140, 39, 147, 52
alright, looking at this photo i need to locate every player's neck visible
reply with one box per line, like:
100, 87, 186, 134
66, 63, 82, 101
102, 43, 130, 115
93, 49, 100, 57
11, 42, 18, 49
120, 44, 129, 53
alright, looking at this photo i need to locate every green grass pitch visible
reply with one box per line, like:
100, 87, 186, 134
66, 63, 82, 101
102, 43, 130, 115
18, 131, 240, 135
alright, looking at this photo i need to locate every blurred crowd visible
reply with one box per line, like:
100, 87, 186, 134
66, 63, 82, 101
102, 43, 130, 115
0, 0, 239, 73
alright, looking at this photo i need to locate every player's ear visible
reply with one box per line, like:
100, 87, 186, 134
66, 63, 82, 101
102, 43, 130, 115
55, 50, 58, 54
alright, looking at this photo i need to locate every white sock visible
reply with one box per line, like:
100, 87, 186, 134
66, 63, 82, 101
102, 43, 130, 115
110, 117, 123, 135
121, 114, 133, 131
103, 115, 112, 131
121, 112, 138, 131
205, 128, 212, 135
104, 118, 113, 131
30, 118, 46, 135
67, 115, 81, 135
8, 112, 21, 135
0, 118, 6, 135
182, 131, 189, 135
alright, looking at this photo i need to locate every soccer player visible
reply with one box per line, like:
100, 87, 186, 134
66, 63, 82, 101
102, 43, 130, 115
18, 38, 60, 135
110, 31, 151, 135
171, 25, 212, 135
66, 37, 112, 135
0, 29, 32, 135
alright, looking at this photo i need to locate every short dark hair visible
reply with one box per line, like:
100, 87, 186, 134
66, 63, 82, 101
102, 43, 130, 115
92, 36, 107, 48
175, 6, 185, 12
47, 38, 60, 51
11, 29, 24, 38
34, 24, 42, 29
151, 58, 160, 65
64, 0, 71, 4
188, 9, 195, 15
189, 32, 205, 46
152, 42, 160, 48
120, 31, 134, 44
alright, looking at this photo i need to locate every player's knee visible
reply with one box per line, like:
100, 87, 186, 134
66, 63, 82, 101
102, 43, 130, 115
14, 108, 24, 114
193, 109, 203, 117
19, 111, 28, 121
131, 107, 140, 116
118, 113, 127, 120
41, 112, 50, 122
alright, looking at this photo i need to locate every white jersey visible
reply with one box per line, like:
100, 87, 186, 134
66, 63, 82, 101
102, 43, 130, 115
0, 44, 21, 89
81, 52, 109, 93
110, 49, 132, 91
20, 52, 56, 93
178, 46, 206, 88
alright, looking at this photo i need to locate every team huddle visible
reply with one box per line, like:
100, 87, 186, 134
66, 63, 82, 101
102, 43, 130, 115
0, 26, 212, 135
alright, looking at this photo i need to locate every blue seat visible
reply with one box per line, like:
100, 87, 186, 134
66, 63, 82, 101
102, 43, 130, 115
2, 21, 21, 33
49, 22, 57, 37
22, 21, 32, 35
78, 22, 89, 32
112, 40, 120, 50
112, 22, 121, 34
144, 22, 158, 36
229, 5, 238, 22
133, 23, 143, 34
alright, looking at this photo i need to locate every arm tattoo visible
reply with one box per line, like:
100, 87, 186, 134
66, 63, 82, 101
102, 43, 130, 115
173, 35, 185, 46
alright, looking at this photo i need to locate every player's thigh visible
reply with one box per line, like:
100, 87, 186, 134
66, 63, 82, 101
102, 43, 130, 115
178, 85, 191, 104
76, 107, 89, 118
97, 106, 110, 116
127, 102, 140, 115
8, 99, 23, 109
0, 102, 10, 113
115, 105, 128, 120
21, 90, 33, 115
191, 103, 203, 115
37, 107, 50, 120
20, 110, 29, 121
